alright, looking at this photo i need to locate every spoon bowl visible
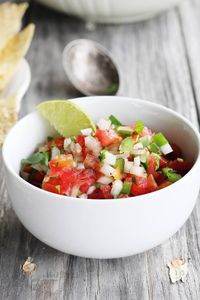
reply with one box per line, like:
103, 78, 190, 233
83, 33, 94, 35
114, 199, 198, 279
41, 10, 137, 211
62, 39, 120, 96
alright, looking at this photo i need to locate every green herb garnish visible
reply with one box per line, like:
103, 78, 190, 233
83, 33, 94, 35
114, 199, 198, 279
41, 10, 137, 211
22, 151, 49, 166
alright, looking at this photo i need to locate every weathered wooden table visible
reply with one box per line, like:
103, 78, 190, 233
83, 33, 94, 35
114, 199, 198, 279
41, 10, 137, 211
1, 0, 200, 299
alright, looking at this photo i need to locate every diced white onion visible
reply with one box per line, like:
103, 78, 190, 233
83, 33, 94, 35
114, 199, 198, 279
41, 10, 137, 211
81, 128, 93, 136
111, 180, 123, 197
87, 186, 96, 195
85, 136, 102, 157
97, 176, 114, 185
133, 142, 144, 150
75, 143, 82, 153
97, 118, 111, 131
71, 186, 79, 197
124, 159, 134, 173
77, 163, 85, 170
100, 163, 116, 177
129, 165, 145, 176
70, 142, 76, 153
79, 193, 88, 199
132, 149, 146, 155
177, 157, 184, 162
160, 143, 173, 155
51, 146, 60, 160
133, 156, 140, 166
140, 154, 147, 163
64, 138, 71, 150
104, 151, 116, 166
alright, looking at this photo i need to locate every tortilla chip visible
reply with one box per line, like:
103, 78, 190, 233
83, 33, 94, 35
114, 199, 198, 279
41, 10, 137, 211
0, 96, 17, 147
0, 24, 35, 92
0, 2, 29, 50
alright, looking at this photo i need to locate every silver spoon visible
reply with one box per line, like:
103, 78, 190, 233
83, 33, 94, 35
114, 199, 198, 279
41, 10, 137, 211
62, 39, 120, 96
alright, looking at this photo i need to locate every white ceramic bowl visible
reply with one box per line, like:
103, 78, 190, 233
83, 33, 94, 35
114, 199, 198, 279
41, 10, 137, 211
1, 58, 31, 112
2, 97, 200, 259
37, 0, 182, 23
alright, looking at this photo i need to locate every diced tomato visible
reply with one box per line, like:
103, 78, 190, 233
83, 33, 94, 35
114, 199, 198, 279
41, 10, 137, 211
154, 171, 166, 185
95, 129, 120, 147
42, 175, 64, 194
147, 174, 158, 192
88, 188, 104, 199
48, 137, 64, 149
100, 185, 112, 199
159, 156, 168, 167
76, 135, 85, 147
78, 169, 96, 193
83, 153, 100, 171
49, 154, 74, 173
124, 174, 134, 182
147, 154, 157, 176
158, 180, 172, 190
131, 176, 148, 196
167, 160, 193, 172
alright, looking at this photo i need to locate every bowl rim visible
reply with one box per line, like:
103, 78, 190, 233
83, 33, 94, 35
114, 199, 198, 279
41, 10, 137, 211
2, 96, 200, 203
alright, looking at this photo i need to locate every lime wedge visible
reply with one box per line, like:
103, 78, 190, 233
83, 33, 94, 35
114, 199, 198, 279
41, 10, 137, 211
37, 100, 96, 137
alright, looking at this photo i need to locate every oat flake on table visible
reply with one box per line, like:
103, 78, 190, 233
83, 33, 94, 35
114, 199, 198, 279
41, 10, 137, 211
21, 257, 37, 274
167, 258, 188, 283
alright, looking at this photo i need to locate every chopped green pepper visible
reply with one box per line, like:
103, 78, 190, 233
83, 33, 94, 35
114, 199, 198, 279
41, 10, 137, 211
134, 120, 144, 134
109, 115, 122, 127
115, 158, 124, 172
119, 137, 134, 154
121, 181, 132, 194
162, 167, 182, 183
148, 143, 160, 154
140, 136, 149, 147
153, 132, 168, 147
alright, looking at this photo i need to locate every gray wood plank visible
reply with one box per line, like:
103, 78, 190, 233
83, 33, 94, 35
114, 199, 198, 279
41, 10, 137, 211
1, 0, 200, 299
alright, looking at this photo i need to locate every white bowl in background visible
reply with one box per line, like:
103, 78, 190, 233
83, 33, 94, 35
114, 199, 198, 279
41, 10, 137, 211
1, 58, 31, 112
37, 0, 182, 23
2, 96, 200, 259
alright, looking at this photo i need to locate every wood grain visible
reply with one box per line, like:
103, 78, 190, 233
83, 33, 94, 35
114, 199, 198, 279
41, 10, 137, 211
1, 0, 200, 299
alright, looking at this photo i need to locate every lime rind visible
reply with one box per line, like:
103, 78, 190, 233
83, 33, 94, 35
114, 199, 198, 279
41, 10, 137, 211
37, 100, 96, 137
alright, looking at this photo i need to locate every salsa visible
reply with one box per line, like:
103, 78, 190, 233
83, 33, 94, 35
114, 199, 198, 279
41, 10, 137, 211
20, 115, 192, 199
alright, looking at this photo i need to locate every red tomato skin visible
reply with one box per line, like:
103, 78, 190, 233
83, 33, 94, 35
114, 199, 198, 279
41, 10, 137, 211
88, 188, 104, 199
100, 185, 112, 199
95, 129, 120, 147
131, 176, 148, 196
147, 155, 157, 176
42, 175, 64, 194
48, 138, 64, 149
159, 157, 168, 167
76, 135, 85, 147
147, 174, 158, 192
